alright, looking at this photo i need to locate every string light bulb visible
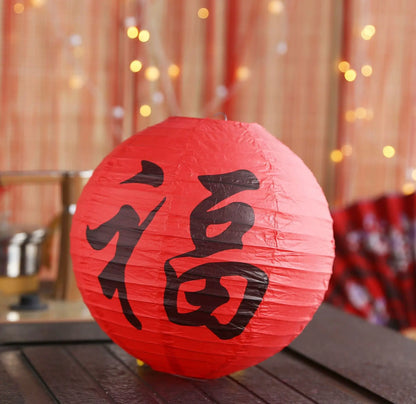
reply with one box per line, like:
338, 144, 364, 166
402, 182, 415, 195
30, 0, 47, 7
344, 69, 357, 82
130, 60, 143, 73
338, 61, 350, 73
382, 145, 395, 158
345, 110, 356, 122
69, 74, 85, 89
361, 65, 373, 77
361, 25, 376, 40
197, 8, 209, 19
138, 30, 150, 42
330, 149, 343, 163
139, 105, 152, 117
355, 107, 367, 120
14, 3, 24, 13
236, 66, 251, 81
268, 0, 285, 15
127, 26, 139, 39
168, 64, 180, 78
145, 66, 160, 81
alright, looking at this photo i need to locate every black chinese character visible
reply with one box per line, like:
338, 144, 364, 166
86, 160, 165, 330
164, 170, 269, 340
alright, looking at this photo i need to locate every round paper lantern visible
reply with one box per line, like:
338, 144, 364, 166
70, 117, 334, 379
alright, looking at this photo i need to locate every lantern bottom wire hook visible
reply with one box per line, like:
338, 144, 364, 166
211, 112, 228, 121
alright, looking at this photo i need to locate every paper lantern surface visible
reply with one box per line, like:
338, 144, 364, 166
70, 117, 334, 379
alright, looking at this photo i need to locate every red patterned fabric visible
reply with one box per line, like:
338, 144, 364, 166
325, 192, 416, 330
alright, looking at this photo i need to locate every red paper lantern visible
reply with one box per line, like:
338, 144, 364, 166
70, 117, 334, 379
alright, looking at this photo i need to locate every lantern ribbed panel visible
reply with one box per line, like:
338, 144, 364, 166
71, 117, 334, 379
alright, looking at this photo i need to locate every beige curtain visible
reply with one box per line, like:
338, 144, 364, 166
335, 0, 416, 206
1, 0, 415, 225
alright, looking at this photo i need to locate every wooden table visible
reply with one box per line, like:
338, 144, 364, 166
1, 304, 415, 403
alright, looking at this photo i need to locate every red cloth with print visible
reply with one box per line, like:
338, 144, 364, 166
325, 192, 416, 330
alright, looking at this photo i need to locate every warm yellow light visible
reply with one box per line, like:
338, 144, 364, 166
30, 0, 47, 7
69, 74, 85, 89
136, 359, 145, 367
197, 8, 209, 19
344, 69, 357, 82
345, 110, 356, 122
14, 3, 24, 13
411, 169, 416, 181
139, 104, 152, 117
383, 145, 395, 158
330, 149, 343, 163
127, 26, 139, 39
268, 0, 284, 14
145, 66, 160, 81
236, 66, 251, 81
361, 25, 376, 40
361, 64, 373, 77
341, 144, 353, 156
338, 61, 350, 73
138, 30, 150, 42
130, 60, 143, 73
355, 107, 367, 120
402, 182, 415, 195
168, 64, 180, 78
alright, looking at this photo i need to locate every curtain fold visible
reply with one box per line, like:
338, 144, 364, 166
1, 0, 414, 226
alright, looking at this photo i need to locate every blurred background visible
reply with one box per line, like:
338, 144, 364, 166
1, 0, 416, 325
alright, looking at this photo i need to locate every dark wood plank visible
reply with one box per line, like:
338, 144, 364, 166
107, 344, 216, 403
290, 303, 416, 403
190, 374, 266, 404
0, 320, 110, 345
260, 350, 382, 403
68, 344, 163, 403
22, 345, 112, 403
1, 347, 54, 403
229, 365, 314, 403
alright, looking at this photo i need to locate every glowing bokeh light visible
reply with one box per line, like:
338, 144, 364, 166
355, 107, 367, 120
330, 149, 343, 163
345, 110, 356, 122
402, 182, 415, 195
361, 25, 376, 40
145, 66, 160, 81
127, 26, 139, 39
383, 145, 395, 158
344, 69, 357, 82
138, 30, 150, 42
130, 60, 143, 73
30, 0, 47, 7
361, 65, 373, 77
168, 64, 180, 78
338, 61, 350, 73
236, 66, 251, 81
69, 74, 85, 89
268, 0, 284, 14
14, 3, 24, 13
139, 105, 152, 117
197, 8, 209, 19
